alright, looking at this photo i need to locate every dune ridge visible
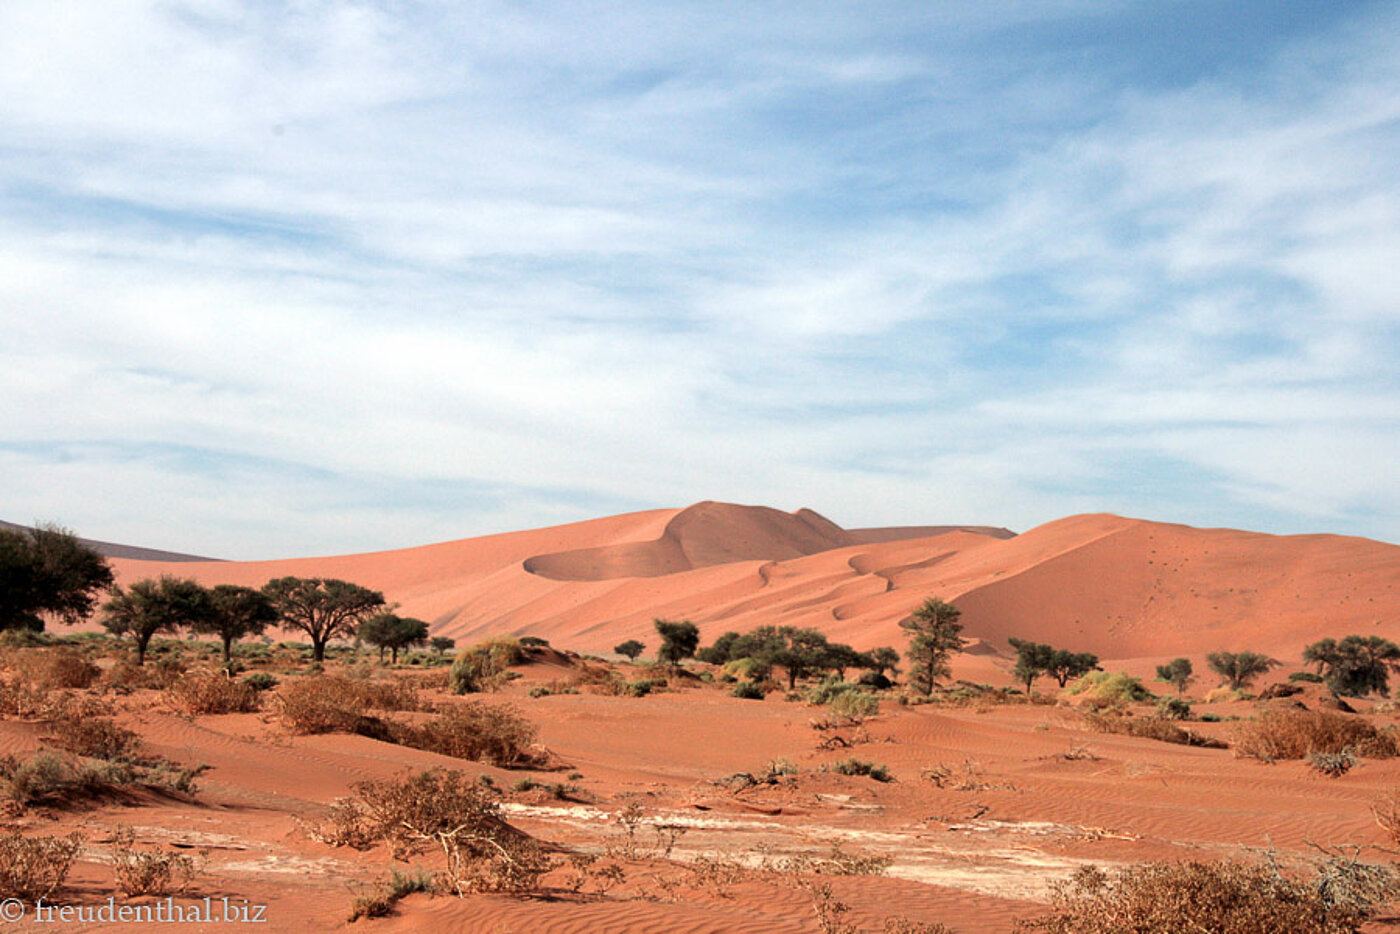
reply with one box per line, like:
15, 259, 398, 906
101, 505, 1400, 668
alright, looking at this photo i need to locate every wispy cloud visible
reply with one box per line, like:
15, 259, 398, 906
2, 1, 1398, 556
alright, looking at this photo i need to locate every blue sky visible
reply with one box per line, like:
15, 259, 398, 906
3, 1, 1399, 558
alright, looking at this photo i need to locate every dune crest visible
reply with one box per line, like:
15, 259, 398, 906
522, 501, 859, 580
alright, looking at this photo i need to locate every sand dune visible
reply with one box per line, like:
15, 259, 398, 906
104, 505, 1400, 672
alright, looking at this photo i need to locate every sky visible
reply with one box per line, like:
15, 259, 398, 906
3, 1, 1400, 559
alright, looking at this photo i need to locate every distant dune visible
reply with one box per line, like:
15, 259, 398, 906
97, 504, 1400, 672
0, 518, 221, 563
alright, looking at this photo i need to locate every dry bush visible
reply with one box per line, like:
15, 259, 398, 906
779, 841, 892, 877
348, 676, 422, 712
9, 647, 101, 689
43, 715, 143, 762
0, 829, 84, 900
100, 660, 166, 693
1371, 787, 1400, 844
337, 769, 553, 896
1015, 857, 1400, 934
303, 798, 382, 850
0, 751, 78, 813
108, 827, 201, 896
346, 868, 435, 922
272, 677, 371, 734
1234, 710, 1399, 763
1083, 712, 1228, 748
165, 670, 260, 715
395, 701, 538, 767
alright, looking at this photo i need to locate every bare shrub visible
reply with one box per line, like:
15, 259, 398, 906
1083, 711, 1228, 748
1371, 787, 1400, 844
347, 868, 435, 922
1308, 750, 1358, 778
340, 769, 553, 895
1015, 856, 1400, 934
108, 827, 201, 896
0, 751, 76, 813
20, 648, 101, 689
822, 758, 892, 782
1234, 710, 1399, 763
43, 715, 143, 762
272, 677, 371, 734
395, 701, 538, 767
165, 670, 260, 715
0, 829, 84, 900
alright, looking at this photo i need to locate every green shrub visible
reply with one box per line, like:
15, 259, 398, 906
1063, 671, 1153, 707
1289, 671, 1325, 683
449, 637, 524, 694
731, 682, 765, 700
1155, 697, 1192, 721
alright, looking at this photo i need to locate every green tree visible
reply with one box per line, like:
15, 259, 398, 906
900, 597, 966, 694
101, 576, 212, 665
1009, 638, 1055, 692
1047, 649, 1099, 688
696, 631, 741, 664
823, 642, 866, 680
867, 646, 900, 678
0, 523, 114, 632
358, 613, 429, 664
262, 577, 386, 663
192, 584, 279, 663
614, 639, 645, 661
1303, 636, 1400, 697
654, 618, 699, 666
1206, 651, 1279, 691
1155, 658, 1195, 696
430, 636, 456, 655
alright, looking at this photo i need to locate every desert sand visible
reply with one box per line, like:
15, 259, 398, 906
6, 503, 1400, 932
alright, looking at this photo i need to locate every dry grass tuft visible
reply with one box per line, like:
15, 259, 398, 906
1083, 711, 1228, 748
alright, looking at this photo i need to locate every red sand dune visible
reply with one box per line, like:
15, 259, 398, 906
107, 504, 1400, 674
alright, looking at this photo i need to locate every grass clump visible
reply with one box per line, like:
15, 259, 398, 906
1015, 856, 1400, 934
1234, 709, 1399, 763
1063, 671, 1153, 708
348, 868, 436, 922
0, 829, 84, 901
731, 681, 765, 700
449, 637, 524, 694
1083, 711, 1227, 748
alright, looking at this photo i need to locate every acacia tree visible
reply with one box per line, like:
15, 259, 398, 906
1303, 636, 1400, 697
102, 576, 212, 665
430, 636, 456, 655
1009, 638, 1055, 692
262, 577, 385, 663
1156, 658, 1195, 696
901, 597, 966, 695
1206, 651, 1279, 690
866, 646, 901, 679
654, 618, 699, 666
359, 613, 429, 664
192, 584, 279, 663
0, 523, 113, 632
1047, 648, 1100, 688
614, 639, 645, 661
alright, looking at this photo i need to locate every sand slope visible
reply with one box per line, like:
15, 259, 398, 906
106, 506, 1400, 668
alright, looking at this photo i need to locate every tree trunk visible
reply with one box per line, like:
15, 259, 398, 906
222, 635, 234, 663
312, 638, 327, 663
137, 634, 151, 666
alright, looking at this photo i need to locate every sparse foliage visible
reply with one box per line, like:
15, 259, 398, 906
192, 584, 279, 663
900, 598, 966, 695
1303, 636, 1400, 697
101, 576, 212, 665
614, 639, 645, 661
1156, 657, 1195, 696
654, 618, 700, 666
261, 576, 386, 664
0, 523, 114, 632
1206, 651, 1279, 690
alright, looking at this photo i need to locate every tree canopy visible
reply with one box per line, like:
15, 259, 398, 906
654, 618, 699, 666
901, 597, 966, 694
1155, 658, 1195, 696
262, 576, 385, 663
1205, 651, 1279, 690
1303, 636, 1400, 697
192, 584, 279, 662
614, 639, 645, 661
102, 575, 212, 665
359, 613, 431, 663
0, 523, 114, 632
